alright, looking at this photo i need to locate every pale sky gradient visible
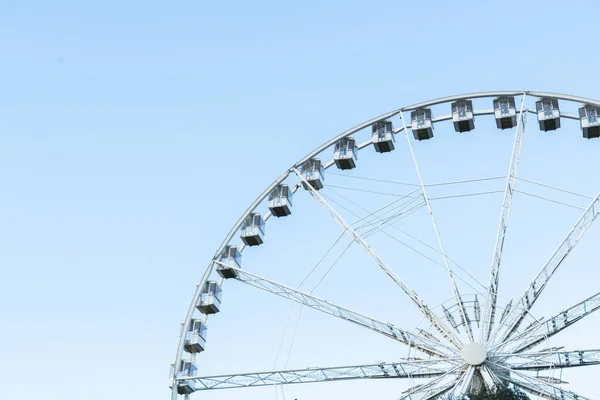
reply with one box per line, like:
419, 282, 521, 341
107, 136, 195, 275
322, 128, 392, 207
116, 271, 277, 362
2, 1, 600, 399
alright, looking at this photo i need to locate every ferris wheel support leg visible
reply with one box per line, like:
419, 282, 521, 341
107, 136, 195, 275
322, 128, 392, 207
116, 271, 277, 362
291, 168, 463, 349
217, 263, 457, 358
481, 93, 528, 343
399, 112, 474, 343
489, 192, 600, 345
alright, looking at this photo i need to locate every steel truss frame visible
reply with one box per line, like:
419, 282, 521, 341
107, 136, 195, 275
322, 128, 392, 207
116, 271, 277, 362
171, 91, 600, 400
180, 349, 600, 394
491, 192, 600, 345
495, 292, 600, 354
179, 359, 456, 391
217, 263, 456, 358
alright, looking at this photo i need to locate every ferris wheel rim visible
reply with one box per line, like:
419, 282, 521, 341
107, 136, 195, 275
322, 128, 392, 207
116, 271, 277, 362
171, 90, 600, 399
206, 90, 600, 262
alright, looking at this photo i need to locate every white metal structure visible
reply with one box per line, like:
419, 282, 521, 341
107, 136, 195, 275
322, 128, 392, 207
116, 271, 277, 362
170, 91, 600, 399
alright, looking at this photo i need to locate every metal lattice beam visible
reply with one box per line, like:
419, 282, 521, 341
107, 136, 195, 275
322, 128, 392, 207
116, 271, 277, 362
481, 93, 527, 342
219, 263, 456, 358
291, 168, 463, 348
499, 349, 600, 371
180, 359, 457, 391
496, 292, 600, 354
491, 192, 600, 344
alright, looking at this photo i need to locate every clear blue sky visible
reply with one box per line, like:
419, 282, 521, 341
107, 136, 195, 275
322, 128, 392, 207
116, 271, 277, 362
2, 1, 600, 399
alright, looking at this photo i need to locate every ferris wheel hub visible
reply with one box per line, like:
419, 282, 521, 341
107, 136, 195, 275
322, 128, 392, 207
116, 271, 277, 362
462, 342, 487, 366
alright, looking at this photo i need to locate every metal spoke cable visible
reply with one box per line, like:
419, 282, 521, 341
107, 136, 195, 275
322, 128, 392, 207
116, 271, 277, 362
355, 197, 426, 232
325, 187, 424, 231
323, 189, 485, 295
360, 205, 428, 243
358, 201, 427, 237
429, 190, 505, 201
350, 188, 424, 227
282, 201, 430, 369
296, 232, 346, 289
425, 176, 506, 187
327, 171, 420, 187
326, 184, 421, 197
326, 187, 487, 293
327, 172, 506, 188
388, 225, 487, 292
514, 190, 586, 210
273, 231, 350, 370
353, 198, 424, 231
283, 305, 304, 369
320, 192, 423, 234
515, 176, 595, 199
327, 186, 504, 293
274, 193, 411, 373
272, 307, 296, 370
323, 190, 422, 239
353, 192, 424, 224
309, 242, 353, 293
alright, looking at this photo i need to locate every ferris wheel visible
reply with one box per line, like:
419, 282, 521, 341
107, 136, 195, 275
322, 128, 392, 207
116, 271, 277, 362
169, 91, 600, 399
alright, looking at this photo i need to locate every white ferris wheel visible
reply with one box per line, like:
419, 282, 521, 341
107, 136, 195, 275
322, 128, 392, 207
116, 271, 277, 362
170, 91, 600, 399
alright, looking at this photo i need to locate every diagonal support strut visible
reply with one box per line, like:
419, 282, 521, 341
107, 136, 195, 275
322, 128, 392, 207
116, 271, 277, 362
218, 262, 457, 358
291, 168, 463, 348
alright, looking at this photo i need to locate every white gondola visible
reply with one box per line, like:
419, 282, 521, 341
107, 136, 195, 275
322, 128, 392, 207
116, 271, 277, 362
579, 104, 600, 139
493, 96, 517, 129
170, 360, 197, 394
411, 108, 433, 140
197, 281, 222, 314
372, 120, 395, 153
217, 245, 241, 279
183, 319, 207, 353
268, 184, 293, 217
333, 137, 358, 170
240, 213, 265, 246
451, 100, 475, 133
536, 98, 561, 131
300, 158, 324, 190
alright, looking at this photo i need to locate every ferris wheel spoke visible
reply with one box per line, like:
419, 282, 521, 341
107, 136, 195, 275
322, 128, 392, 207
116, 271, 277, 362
180, 358, 456, 391
492, 364, 592, 400
451, 366, 476, 395
291, 168, 463, 349
399, 111, 474, 343
491, 192, 600, 344
494, 291, 600, 354
498, 349, 600, 372
397, 365, 463, 400
481, 93, 528, 343
216, 262, 457, 358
